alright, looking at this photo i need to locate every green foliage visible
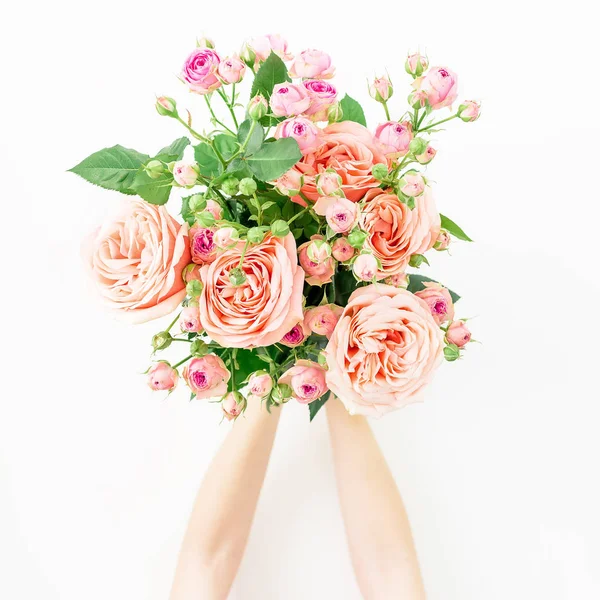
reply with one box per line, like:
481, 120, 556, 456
213, 134, 238, 161
333, 268, 358, 306
339, 94, 367, 127
309, 395, 329, 421
407, 274, 461, 303
237, 120, 264, 155
129, 170, 173, 205
246, 138, 302, 182
251, 53, 290, 101
194, 143, 222, 178
156, 137, 189, 161
68, 145, 149, 193
440, 214, 473, 242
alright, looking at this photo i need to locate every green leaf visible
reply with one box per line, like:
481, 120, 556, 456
194, 143, 222, 178
309, 395, 329, 421
440, 213, 473, 242
156, 137, 189, 161
237, 120, 264, 155
215, 348, 265, 393
246, 138, 302, 182
333, 268, 358, 306
251, 52, 290, 101
129, 170, 174, 205
68, 145, 149, 194
409, 254, 430, 268
213, 134, 238, 161
407, 274, 461, 303
224, 157, 253, 180
181, 195, 195, 226
339, 94, 367, 127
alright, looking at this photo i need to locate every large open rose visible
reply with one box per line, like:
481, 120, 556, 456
293, 121, 387, 203
361, 187, 440, 278
325, 285, 444, 416
199, 234, 304, 348
82, 199, 190, 323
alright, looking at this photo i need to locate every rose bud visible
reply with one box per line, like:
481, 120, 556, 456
181, 48, 222, 95
144, 160, 164, 180
306, 239, 332, 264
407, 89, 428, 110
298, 239, 335, 285
274, 116, 320, 154
409, 137, 428, 156
347, 228, 369, 249
443, 343, 461, 362
369, 76, 393, 102
248, 371, 274, 401
446, 320, 472, 348
331, 237, 355, 262
414, 282, 455, 325
151, 331, 173, 351
280, 322, 309, 347
278, 360, 328, 404
271, 383, 293, 405
221, 177, 240, 196
289, 49, 335, 79
188, 194, 207, 212
214, 226, 239, 249
327, 102, 343, 124
303, 304, 343, 339
182, 263, 202, 283
434, 229, 451, 251
405, 52, 429, 77
190, 226, 217, 264
353, 253, 378, 281
313, 196, 359, 234
147, 362, 179, 392
155, 96, 178, 117
196, 36, 215, 49
245, 34, 293, 64
399, 172, 425, 197
272, 168, 303, 197
248, 94, 268, 121
173, 161, 199, 188
186, 279, 203, 298
240, 42, 257, 67
458, 100, 481, 123
416, 145, 437, 165
315, 169, 343, 196
372, 163, 389, 182
228, 267, 247, 287
205, 199, 223, 221
183, 354, 230, 399
217, 55, 246, 84
385, 272, 409, 288
417, 67, 458, 110
180, 305, 202, 333
375, 121, 413, 158
238, 177, 257, 196
190, 339, 209, 357
222, 391, 247, 421
270, 83, 311, 117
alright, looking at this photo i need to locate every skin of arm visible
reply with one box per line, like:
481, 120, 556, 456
326, 397, 427, 600
169, 399, 281, 600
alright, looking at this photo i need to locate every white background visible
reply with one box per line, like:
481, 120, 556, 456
2, 1, 600, 598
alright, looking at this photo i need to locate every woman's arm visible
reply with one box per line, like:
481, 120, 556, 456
326, 398, 427, 600
169, 400, 281, 600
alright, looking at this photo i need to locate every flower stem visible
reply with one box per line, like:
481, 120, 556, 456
176, 116, 209, 142
205, 94, 235, 135
166, 311, 181, 333
417, 113, 458, 133
173, 355, 193, 369
238, 240, 250, 268
382, 101, 391, 121
218, 87, 239, 128
240, 120, 257, 153
287, 206, 310, 225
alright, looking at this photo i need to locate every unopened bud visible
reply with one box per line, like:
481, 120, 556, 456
307, 239, 332, 264
405, 52, 429, 77
221, 177, 240, 196
416, 145, 436, 165
458, 100, 481, 123
271, 383, 292, 405
195, 211, 215, 228
247, 226, 268, 244
248, 94, 268, 121
369, 76, 393, 102
155, 96, 178, 117
196, 36, 215, 49
240, 43, 257, 68
327, 102, 343, 124
443, 343, 461, 362
190, 339, 209, 357
152, 331, 173, 351
188, 194, 207, 212
434, 230, 451, 251
409, 138, 428, 156
238, 177, 257, 196
145, 160, 164, 179
371, 163, 389, 181
229, 267, 247, 287
186, 279, 203, 297
270, 220, 290, 238
347, 229, 369, 249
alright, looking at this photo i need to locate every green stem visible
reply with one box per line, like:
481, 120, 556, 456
238, 240, 250, 267
170, 338, 191, 342
417, 110, 427, 128
240, 119, 257, 153
211, 142, 227, 168
382, 101, 391, 121
287, 206, 310, 226
417, 113, 458, 133
205, 95, 235, 135
218, 87, 239, 128
230, 348, 238, 392
176, 116, 210, 142
173, 355, 193, 369
253, 192, 263, 225
166, 311, 181, 333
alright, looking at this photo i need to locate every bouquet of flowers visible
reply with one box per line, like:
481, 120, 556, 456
71, 34, 480, 421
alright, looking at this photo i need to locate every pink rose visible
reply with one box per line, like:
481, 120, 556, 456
274, 117, 321, 154
303, 80, 337, 121
414, 282, 455, 325
217, 55, 246, 84
183, 354, 230, 399
199, 234, 304, 348
325, 285, 444, 416
289, 50, 335, 79
458, 100, 481, 122
315, 170, 342, 196
278, 360, 328, 404
416, 145, 436, 165
247, 34, 293, 63
180, 305, 202, 333
272, 167, 304, 196
173, 161, 199, 188
82, 199, 190, 324
147, 362, 179, 392
434, 230, 451, 251
446, 320, 472, 347
415, 67, 458, 110
369, 77, 393, 102
304, 304, 343, 338
181, 48, 222, 94
313, 196, 359, 234
204, 200, 223, 221
331, 237, 355, 262
270, 84, 311, 117
374, 121, 413, 158
222, 392, 246, 421
353, 253, 378, 281
190, 227, 217, 264
213, 227, 239, 249
400, 172, 425, 197
280, 321, 310, 347
298, 238, 335, 286
294, 121, 387, 203
360, 187, 440, 277
248, 371, 273, 400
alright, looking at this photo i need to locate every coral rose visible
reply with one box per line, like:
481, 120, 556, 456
82, 198, 190, 323
303, 304, 343, 338
293, 121, 387, 203
414, 282, 455, 325
360, 187, 440, 278
199, 234, 304, 348
325, 285, 444, 416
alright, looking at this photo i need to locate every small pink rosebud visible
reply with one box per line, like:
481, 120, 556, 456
222, 391, 246, 421
385, 272, 409, 288
303, 79, 338, 122
407, 89, 428, 110
196, 36, 215, 49
147, 362, 179, 392
374, 121, 413, 158
307, 239, 332, 264
180, 305, 202, 333
434, 230, 451, 251
458, 100, 481, 123
270, 84, 311, 117
218, 55, 246, 84
280, 322, 309, 347
205, 199, 223, 221
315, 170, 343, 196
405, 52, 429, 77
155, 96, 178, 117
245, 34, 293, 64
173, 161, 199, 188
331, 237, 355, 262
324, 198, 359, 234
417, 67, 458, 110
303, 304, 343, 339
272, 168, 303, 197
190, 226, 217, 264
248, 94, 268, 121
248, 371, 273, 400
289, 49, 335, 79
278, 360, 329, 404
353, 253, 378, 281
416, 145, 437, 165
414, 282, 455, 325
446, 320, 472, 348
369, 76, 393, 102
214, 226, 239, 249
274, 116, 321, 154
399, 172, 425, 197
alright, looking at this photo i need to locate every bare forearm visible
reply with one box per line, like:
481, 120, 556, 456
170, 401, 281, 600
326, 398, 426, 600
